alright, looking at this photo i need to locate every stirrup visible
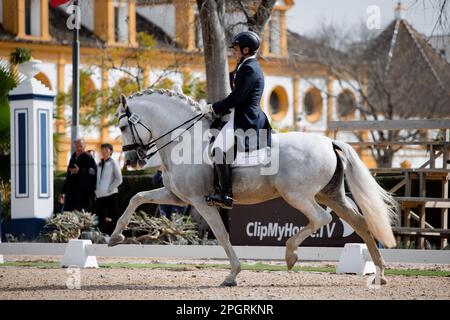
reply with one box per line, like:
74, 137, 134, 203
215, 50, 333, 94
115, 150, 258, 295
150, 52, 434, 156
205, 194, 233, 209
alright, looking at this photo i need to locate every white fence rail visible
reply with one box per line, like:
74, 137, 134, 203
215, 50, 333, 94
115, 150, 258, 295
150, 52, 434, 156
0, 242, 449, 264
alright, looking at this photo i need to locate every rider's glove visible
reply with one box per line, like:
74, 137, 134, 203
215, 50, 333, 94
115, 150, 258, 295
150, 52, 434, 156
203, 104, 215, 115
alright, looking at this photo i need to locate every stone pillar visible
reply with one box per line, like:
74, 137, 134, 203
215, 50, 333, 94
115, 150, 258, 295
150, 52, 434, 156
2, 60, 55, 241
293, 76, 300, 130
174, 0, 196, 51
56, 56, 67, 171
326, 78, 334, 138
100, 69, 109, 148
279, 10, 288, 57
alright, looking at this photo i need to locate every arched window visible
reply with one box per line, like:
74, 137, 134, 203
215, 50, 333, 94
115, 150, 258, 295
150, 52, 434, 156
34, 72, 52, 90
304, 88, 323, 123
268, 86, 288, 121
337, 90, 356, 119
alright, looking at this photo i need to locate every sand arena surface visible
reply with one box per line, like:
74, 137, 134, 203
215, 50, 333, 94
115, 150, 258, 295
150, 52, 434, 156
1, 256, 449, 300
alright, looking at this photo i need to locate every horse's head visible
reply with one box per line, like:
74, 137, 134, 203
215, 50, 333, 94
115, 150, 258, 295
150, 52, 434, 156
117, 94, 152, 167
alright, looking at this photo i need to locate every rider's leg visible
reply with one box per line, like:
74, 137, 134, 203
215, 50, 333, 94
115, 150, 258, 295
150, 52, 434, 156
206, 148, 234, 209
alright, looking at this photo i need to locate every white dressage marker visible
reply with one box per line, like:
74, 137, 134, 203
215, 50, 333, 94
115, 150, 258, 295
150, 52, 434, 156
60, 240, 98, 268
336, 243, 376, 275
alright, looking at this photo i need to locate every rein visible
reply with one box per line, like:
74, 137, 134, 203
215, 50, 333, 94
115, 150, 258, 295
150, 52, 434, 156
119, 105, 205, 160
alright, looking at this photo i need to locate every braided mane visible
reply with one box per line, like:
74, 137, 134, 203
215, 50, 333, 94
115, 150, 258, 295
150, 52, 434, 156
127, 88, 202, 113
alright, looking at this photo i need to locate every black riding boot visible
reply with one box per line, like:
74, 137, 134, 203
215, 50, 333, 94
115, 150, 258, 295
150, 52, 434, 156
206, 162, 234, 209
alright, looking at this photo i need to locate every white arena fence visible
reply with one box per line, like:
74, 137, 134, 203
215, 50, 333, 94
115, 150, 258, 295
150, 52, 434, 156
0, 241, 449, 275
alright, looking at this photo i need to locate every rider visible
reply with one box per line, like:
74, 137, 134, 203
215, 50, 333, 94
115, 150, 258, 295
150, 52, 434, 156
205, 30, 271, 209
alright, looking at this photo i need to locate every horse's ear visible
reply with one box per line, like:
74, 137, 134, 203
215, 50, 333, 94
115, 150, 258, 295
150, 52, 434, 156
119, 94, 127, 111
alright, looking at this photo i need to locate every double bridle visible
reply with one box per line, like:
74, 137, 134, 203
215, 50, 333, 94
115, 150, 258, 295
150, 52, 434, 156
119, 103, 205, 160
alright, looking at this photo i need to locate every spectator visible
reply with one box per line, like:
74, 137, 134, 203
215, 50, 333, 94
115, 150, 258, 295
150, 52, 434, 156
152, 168, 187, 219
59, 138, 97, 212
95, 143, 123, 235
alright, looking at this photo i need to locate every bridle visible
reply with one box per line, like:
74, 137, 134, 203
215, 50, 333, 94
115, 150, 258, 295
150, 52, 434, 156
119, 102, 205, 161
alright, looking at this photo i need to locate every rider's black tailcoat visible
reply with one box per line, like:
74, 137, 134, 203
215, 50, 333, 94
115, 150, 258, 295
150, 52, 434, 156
212, 58, 272, 151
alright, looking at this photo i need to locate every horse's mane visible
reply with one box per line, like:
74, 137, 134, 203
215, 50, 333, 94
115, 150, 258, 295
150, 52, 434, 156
127, 88, 202, 113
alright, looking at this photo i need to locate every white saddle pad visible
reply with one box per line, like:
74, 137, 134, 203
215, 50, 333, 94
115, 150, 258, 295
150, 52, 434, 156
232, 147, 271, 168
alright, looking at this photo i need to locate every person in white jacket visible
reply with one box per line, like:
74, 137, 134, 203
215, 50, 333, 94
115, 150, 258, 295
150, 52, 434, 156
95, 143, 123, 235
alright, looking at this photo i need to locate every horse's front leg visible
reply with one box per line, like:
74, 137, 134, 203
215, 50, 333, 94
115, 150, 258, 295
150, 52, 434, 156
108, 187, 187, 246
194, 203, 241, 286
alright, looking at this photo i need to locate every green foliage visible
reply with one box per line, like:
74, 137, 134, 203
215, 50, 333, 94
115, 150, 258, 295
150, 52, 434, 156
9, 48, 32, 65
0, 60, 20, 221
182, 76, 207, 101
137, 32, 156, 48
434, 129, 447, 141
0, 61, 20, 134
0, 179, 10, 221
154, 77, 174, 90
58, 70, 101, 127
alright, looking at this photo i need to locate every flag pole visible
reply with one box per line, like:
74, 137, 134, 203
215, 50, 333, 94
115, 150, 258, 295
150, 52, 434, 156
70, 0, 80, 154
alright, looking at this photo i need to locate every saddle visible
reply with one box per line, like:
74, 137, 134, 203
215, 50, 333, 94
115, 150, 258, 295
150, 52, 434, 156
209, 117, 273, 168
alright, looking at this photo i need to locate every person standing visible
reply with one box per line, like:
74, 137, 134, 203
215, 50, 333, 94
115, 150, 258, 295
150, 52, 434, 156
59, 138, 97, 212
95, 143, 123, 235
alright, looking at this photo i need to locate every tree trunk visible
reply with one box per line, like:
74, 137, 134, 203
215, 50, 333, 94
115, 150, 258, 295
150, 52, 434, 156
375, 148, 395, 168
197, 0, 230, 102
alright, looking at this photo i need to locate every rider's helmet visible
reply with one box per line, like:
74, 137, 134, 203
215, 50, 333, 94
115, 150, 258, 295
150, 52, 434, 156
229, 31, 261, 54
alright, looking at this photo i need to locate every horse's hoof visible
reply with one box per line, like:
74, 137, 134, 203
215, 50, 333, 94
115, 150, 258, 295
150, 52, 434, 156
220, 279, 237, 287
108, 234, 125, 247
285, 252, 298, 270
372, 276, 388, 286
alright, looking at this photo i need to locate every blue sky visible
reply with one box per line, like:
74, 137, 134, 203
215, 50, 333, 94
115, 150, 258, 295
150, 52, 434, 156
286, 0, 447, 36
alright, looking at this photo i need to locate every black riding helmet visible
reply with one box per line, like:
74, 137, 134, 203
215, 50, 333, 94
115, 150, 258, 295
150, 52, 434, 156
229, 31, 261, 54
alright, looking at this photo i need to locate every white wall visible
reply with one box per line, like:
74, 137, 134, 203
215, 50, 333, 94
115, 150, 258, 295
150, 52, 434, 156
80, 0, 94, 31
108, 67, 138, 88
264, 75, 294, 129
30, 0, 41, 37
57, 0, 93, 31
36, 62, 58, 96
150, 69, 183, 88
136, 5, 175, 38
299, 78, 328, 132
331, 79, 360, 121
115, 1, 129, 43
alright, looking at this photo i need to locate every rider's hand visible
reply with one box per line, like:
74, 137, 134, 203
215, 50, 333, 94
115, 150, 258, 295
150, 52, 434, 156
203, 104, 214, 115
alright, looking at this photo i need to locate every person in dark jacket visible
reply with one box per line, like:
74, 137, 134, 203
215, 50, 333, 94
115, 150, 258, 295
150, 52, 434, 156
59, 138, 97, 213
205, 30, 272, 210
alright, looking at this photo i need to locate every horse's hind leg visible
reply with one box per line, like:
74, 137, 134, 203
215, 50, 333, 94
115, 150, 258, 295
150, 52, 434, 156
281, 194, 332, 270
316, 191, 388, 285
193, 202, 241, 286
109, 187, 187, 246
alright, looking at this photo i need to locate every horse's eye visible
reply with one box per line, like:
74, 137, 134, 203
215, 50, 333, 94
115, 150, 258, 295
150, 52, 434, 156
119, 126, 126, 132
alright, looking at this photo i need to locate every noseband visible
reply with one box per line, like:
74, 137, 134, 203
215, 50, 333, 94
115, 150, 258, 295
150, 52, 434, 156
119, 103, 205, 161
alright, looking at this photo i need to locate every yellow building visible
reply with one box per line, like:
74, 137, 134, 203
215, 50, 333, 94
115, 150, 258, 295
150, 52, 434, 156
0, 0, 361, 170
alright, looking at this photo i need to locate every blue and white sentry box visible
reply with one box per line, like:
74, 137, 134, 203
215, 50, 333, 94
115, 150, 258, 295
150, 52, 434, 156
4, 60, 55, 240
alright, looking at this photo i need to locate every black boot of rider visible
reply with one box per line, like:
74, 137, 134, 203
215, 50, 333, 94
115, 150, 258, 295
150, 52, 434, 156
206, 163, 234, 209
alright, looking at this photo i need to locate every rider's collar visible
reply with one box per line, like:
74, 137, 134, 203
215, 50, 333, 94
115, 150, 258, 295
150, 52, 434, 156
237, 54, 256, 71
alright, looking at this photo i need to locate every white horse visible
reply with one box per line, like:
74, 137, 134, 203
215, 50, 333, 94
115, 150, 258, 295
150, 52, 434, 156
110, 88, 397, 286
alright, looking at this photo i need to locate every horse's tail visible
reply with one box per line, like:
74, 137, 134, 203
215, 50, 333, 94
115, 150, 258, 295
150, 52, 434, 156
332, 140, 397, 248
